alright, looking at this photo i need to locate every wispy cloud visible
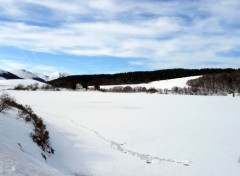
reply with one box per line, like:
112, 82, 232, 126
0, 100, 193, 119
0, 58, 62, 73
0, 59, 28, 70
0, 0, 240, 70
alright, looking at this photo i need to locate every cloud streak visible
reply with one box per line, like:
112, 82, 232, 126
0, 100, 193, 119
0, 58, 62, 73
0, 0, 240, 69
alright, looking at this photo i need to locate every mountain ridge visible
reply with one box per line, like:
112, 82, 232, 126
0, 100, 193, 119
0, 69, 21, 80
0, 69, 70, 82
36, 71, 70, 81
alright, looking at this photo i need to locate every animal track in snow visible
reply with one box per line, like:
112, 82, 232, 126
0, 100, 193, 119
70, 120, 191, 166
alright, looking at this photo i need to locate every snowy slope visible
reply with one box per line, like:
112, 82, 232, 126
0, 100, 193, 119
101, 76, 201, 90
0, 109, 64, 176
0, 69, 9, 78
0, 79, 47, 90
11, 69, 39, 79
0, 69, 6, 74
36, 72, 70, 81
7, 91, 240, 176
35, 73, 49, 81
48, 72, 70, 81
0, 69, 20, 80
11, 69, 42, 80
0, 69, 69, 81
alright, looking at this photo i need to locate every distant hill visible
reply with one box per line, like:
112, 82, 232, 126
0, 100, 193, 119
36, 72, 70, 81
0, 69, 21, 79
0, 69, 70, 82
49, 68, 239, 89
11, 69, 45, 82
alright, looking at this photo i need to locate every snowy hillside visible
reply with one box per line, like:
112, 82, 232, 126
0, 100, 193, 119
0, 109, 64, 176
36, 72, 70, 81
0, 69, 20, 80
0, 79, 47, 90
11, 69, 42, 80
0, 69, 6, 75
101, 76, 201, 90
10, 69, 46, 82
6, 91, 240, 176
48, 71, 70, 81
0, 68, 69, 81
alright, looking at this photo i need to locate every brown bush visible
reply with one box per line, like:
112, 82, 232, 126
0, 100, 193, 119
0, 93, 54, 159
0, 93, 15, 112
147, 88, 158, 94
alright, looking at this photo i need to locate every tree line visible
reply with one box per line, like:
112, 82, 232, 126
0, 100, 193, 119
187, 71, 240, 96
49, 68, 238, 89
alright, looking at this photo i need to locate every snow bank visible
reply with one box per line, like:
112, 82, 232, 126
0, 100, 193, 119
0, 110, 64, 176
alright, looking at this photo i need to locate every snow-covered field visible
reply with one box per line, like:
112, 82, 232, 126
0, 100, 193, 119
1, 90, 240, 176
100, 76, 200, 89
0, 79, 46, 90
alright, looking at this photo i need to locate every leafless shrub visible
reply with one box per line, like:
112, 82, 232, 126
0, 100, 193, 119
14, 84, 26, 90
0, 93, 15, 112
187, 72, 240, 95
0, 93, 54, 159
146, 88, 158, 94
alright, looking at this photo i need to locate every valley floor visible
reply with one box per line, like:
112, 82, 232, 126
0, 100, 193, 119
1, 91, 240, 176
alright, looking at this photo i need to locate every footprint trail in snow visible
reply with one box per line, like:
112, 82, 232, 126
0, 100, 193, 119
70, 120, 191, 166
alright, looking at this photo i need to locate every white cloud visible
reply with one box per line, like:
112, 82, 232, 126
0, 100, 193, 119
0, 59, 28, 70
0, 58, 64, 73
129, 61, 145, 66
0, 0, 240, 69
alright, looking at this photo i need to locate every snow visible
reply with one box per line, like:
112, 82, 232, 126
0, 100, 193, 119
0, 79, 47, 90
3, 90, 240, 176
11, 69, 40, 79
100, 76, 201, 89
48, 71, 70, 81
35, 73, 49, 81
0, 68, 69, 81
0, 69, 8, 74
0, 69, 10, 80
36, 72, 70, 81
0, 109, 64, 176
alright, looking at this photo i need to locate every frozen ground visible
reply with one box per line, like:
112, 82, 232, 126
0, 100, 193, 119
1, 90, 239, 176
100, 76, 200, 89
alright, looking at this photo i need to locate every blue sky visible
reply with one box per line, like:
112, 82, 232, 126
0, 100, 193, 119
0, 0, 240, 74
